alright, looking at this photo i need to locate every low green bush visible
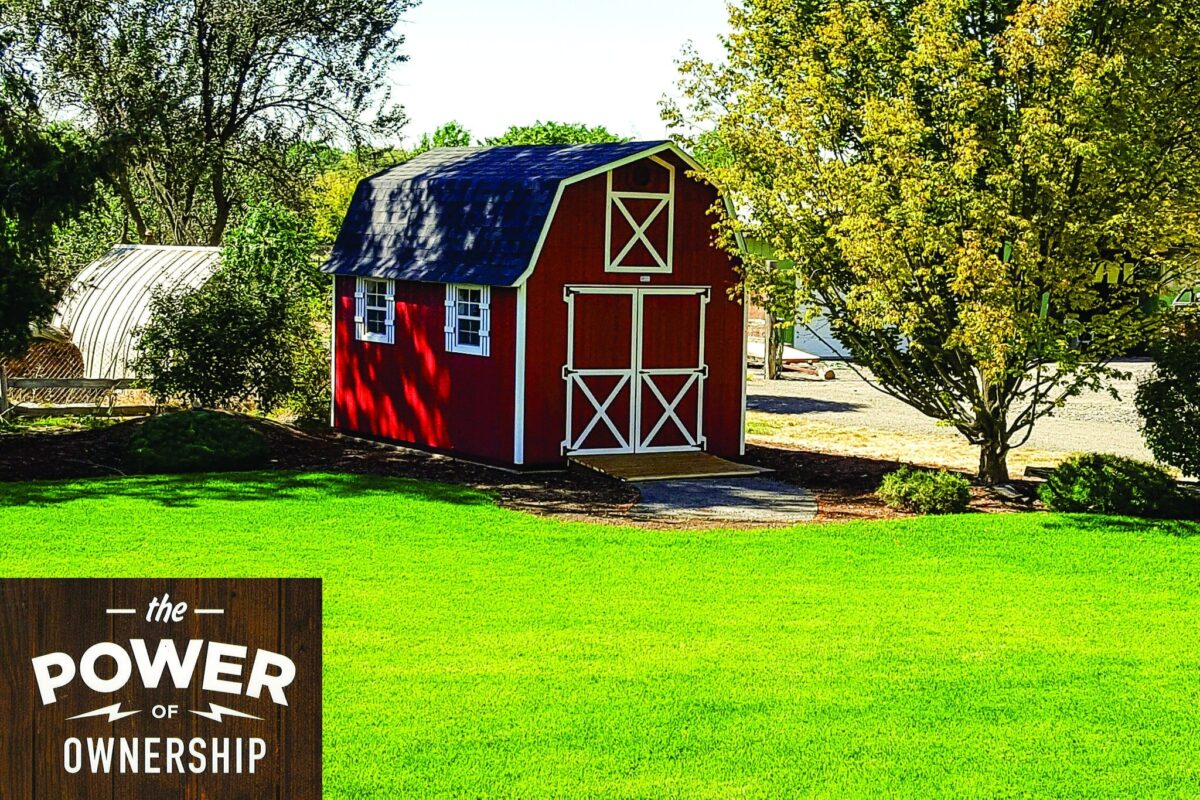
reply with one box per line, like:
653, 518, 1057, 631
877, 467, 972, 514
126, 410, 269, 474
1038, 453, 1180, 518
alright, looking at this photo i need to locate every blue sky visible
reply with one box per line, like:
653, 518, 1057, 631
391, 0, 729, 145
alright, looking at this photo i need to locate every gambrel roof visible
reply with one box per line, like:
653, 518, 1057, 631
322, 141, 683, 286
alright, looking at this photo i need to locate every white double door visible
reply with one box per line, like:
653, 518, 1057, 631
563, 286, 709, 455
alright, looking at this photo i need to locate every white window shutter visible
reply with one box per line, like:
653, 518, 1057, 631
353, 278, 366, 338
384, 279, 396, 345
479, 286, 492, 356
444, 284, 456, 350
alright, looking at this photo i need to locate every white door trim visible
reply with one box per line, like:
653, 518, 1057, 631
562, 285, 709, 456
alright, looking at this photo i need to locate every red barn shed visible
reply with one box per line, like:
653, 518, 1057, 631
324, 141, 746, 469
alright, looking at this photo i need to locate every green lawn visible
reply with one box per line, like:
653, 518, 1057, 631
2, 472, 1199, 798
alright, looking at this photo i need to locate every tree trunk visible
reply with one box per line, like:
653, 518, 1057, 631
978, 441, 1010, 485
763, 311, 784, 380
209, 159, 231, 246
115, 173, 152, 243
974, 380, 1011, 485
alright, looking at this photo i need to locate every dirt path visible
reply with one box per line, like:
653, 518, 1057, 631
747, 360, 1156, 475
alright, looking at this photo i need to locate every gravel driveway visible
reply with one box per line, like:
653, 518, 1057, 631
747, 360, 1157, 473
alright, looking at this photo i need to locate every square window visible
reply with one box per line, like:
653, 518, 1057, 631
446, 283, 490, 356
355, 277, 394, 344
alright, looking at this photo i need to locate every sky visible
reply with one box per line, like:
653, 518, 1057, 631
389, 0, 729, 146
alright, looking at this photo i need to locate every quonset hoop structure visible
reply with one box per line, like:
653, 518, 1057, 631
53, 245, 220, 379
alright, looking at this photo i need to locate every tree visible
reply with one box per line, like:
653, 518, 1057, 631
133, 202, 328, 415
1135, 308, 1200, 477
484, 121, 627, 146
688, 132, 796, 379
669, 0, 1200, 483
0, 31, 100, 357
307, 154, 372, 245
16, 0, 415, 246
414, 121, 473, 153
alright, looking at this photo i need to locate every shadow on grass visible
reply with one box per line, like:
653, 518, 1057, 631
0, 470, 491, 510
1040, 514, 1200, 538
748, 396, 867, 415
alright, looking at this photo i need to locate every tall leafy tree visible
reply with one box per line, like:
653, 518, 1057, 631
16, 0, 415, 246
484, 121, 627, 146
670, 0, 1200, 483
0, 31, 99, 357
415, 121, 473, 152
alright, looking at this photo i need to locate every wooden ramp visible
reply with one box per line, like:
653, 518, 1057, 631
571, 451, 769, 482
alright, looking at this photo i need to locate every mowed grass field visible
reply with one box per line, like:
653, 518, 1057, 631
1, 472, 1199, 798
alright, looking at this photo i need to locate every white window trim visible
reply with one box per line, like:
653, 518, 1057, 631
445, 283, 491, 356
604, 155, 675, 274
354, 276, 395, 344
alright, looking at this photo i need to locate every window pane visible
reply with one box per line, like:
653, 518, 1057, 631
365, 279, 389, 310
457, 318, 480, 347
366, 308, 386, 334
457, 301, 479, 318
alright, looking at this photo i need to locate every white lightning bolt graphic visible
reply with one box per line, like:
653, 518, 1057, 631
190, 702, 262, 723
67, 703, 141, 723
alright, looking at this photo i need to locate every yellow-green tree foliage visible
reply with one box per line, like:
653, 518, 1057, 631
307, 149, 410, 245
671, 0, 1200, 482
307, 154, 371, 245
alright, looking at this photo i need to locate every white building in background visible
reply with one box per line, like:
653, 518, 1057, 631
789, 313, 851, 360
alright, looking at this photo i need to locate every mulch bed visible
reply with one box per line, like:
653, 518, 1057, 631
0, 417, 1039, 522
744, 442, 1042, 521
743, 444, 907, 521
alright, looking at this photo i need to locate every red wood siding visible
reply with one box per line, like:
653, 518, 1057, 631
333, 276, 516, 464
521, 151, 744, 465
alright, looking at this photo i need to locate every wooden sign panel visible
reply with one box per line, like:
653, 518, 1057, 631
0, 579, 322, 799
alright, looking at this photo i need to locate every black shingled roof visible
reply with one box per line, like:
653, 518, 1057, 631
322, 141, 674, 286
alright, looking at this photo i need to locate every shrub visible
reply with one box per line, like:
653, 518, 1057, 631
132, 202, 329, 418
1038, 453, 1180, 517
126, 410, 269, 474
1135, 308, 1200, 477
877, 467, 972, 514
